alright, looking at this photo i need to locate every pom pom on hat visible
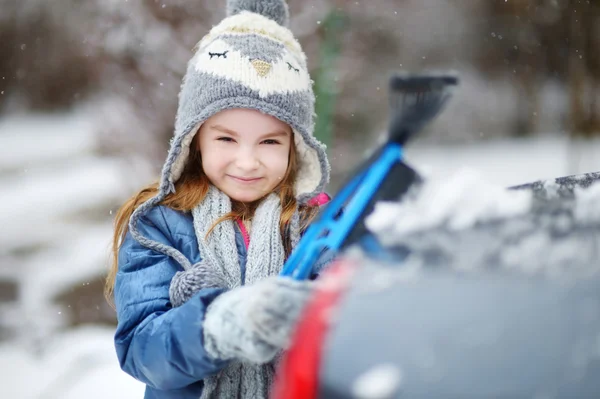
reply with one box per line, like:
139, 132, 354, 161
226, 0, 290, 26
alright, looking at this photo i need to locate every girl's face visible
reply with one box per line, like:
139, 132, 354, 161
198, 108, 292, 203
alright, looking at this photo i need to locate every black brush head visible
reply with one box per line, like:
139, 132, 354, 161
388, 72, 459, 145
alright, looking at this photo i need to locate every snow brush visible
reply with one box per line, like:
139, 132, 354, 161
280, 72, 459, 280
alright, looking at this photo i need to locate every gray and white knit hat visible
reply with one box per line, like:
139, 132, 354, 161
128, 0, 330, 269
165, 0, 329, 203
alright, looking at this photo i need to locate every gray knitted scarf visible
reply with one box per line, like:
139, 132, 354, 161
169, 185, 301, 398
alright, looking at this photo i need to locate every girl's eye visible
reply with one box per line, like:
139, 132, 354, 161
262, 139, 280, 145
217, 137, 235, 142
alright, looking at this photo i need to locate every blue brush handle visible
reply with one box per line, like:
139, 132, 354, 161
280, 143, 403, 280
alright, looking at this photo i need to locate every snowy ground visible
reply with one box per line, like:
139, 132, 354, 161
405, 134, 600, 187
2, 108, 600, 397
0, 111, 145, 398
1, 327, 144, 398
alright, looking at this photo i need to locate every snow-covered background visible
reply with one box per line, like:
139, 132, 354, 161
0, 110, 146, 397
1, 0, 599, 397
2, 110, 599, 398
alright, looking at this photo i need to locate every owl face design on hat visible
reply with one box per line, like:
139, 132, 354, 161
194, 31, 311, 98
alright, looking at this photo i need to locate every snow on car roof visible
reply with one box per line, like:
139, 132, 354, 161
364, 167, 600, 276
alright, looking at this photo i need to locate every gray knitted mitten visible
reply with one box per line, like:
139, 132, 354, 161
203, 276, 315, 364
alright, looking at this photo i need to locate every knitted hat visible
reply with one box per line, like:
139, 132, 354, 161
165, 0, 329, 203
128, 0, 330, 269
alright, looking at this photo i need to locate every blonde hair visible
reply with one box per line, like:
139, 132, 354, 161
105, 134, 319, 306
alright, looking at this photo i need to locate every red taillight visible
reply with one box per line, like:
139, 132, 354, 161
271, 260, 356, 399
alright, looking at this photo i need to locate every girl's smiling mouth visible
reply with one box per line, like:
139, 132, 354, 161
229, 175, 263, 183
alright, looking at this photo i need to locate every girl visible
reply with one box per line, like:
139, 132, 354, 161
105, 1, 332, 398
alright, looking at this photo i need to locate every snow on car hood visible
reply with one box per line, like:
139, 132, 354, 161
366, 168, 532, 237
364, 167, 600, 275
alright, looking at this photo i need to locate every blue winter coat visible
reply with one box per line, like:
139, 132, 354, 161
114, 205, 331, 399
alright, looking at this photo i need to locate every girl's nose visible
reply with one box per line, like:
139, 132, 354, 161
235, 150, 260, 171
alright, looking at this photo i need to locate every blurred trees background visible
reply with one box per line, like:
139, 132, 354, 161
3, 1, 600, 152
1, 0, 599, 340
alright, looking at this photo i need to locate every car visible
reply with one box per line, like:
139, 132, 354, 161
272, 169, 600, 399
